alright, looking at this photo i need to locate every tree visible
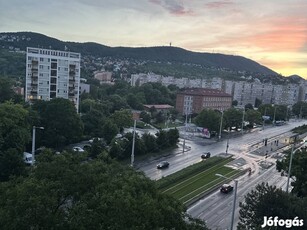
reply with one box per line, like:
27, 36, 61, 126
238, 182, 307, 230
244, 103, 254, 110
245, 109, 262, 127
102, 119, 119, 144
223, 108, 243, 130
0, 102, 31, 152
142, 133, 159, 153
276, 148, 307, 197
140, 111, 151, 123
292, 101, 307, 118
167, 128, 179, 146
0, 77, 15, 103
0, 152, 208, 229
110, 109, 133, 130
81, 109, 106, 137
32, 98, 83, 149
194, 109, 221, 132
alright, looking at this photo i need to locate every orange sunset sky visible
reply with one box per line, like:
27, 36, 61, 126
1, 0, 306, 78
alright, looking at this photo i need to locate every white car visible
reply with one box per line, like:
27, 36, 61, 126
23, 152, 33, 165
72, 146, 85, 152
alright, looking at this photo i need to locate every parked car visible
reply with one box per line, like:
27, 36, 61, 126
157, 161, 169, 169
73, 146, 85, 152
201, 152, 211, 159
220, 184, 233, 193
88, 137, 102, 143
23, 152, 33, 165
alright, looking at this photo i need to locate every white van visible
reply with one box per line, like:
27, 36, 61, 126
23, 152, 33, 165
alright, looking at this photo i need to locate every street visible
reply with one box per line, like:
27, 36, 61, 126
137, 119, 307, 229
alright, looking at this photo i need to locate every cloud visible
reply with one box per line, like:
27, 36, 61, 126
149, 0, 193, 16
205, 0, 234, 9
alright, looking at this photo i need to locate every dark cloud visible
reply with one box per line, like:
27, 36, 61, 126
149, 0, 193, 16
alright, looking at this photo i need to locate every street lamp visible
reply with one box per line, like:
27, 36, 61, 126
273, 105, 277, 125
241, 109, 245, 135
262, 107, 267, 130
218, 111, 224, 140
131, 119, 136, 167
182, 111, 188, 153
286, 143, 300, 193
31, 126, 44, 165
216, 173, 238, 230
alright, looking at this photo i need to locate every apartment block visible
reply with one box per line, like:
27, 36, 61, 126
26, 47, 81, 110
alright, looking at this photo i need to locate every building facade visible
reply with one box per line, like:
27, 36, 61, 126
26, 47, 81, 110
176, 88, 232, 114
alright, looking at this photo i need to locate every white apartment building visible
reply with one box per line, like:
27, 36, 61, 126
26, 47, 81, 111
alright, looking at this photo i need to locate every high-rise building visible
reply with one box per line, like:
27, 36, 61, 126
25, 47, 81, 111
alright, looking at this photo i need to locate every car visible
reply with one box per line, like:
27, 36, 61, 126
220, 184, 233, 193
23, 152, 33, 165
88, 137, 102, 143
201, 152, 211, 159
73, 146, 85, 152
157, 161, 169, 169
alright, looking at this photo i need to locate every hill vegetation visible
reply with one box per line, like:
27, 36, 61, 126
1, 31, 277, 76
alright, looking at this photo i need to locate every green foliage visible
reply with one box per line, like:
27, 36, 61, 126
32, 98, 83, 149
110, 109, 133, 129
238, 182, 307, 230
0, 77, 16, 103
0, 102, 30, 152
292, 124, 307, 134
156, 157, 233, 190
194, 109, 221, 132
0, 148, 27, 182
245, 109, 262, 126
292, 101, 307, 118
102, 119, 119, 144
276, 148, 307, 197
0, 151, 207, 229
0, 49, 25, 78
224, 108, 243, 129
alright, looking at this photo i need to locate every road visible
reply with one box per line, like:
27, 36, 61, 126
139, 120, 307, 180
137, 119, 307, 229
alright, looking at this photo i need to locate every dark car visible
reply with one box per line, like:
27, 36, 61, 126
220, 184, 233, 193
157, 161, 169, 169
201, 152, 211, 159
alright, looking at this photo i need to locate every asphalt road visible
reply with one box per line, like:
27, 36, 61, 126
137, 119, 307, 229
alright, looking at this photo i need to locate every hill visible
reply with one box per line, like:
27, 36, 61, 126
0, 31, 277, 76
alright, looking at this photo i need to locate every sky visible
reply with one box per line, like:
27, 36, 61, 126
1, 0, 307, 78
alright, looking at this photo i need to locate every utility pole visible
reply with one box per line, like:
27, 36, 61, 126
226, 127, 230, 154
218, 111, 224, 140
131, 120, 136, 167
241, 109, 245, 135
182, 112, 188, 153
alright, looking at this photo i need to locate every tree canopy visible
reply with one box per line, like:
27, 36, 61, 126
0, 151, 207, 230
238, 182, 307, 230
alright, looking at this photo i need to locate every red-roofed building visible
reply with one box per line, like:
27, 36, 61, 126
176, 88, 232, 114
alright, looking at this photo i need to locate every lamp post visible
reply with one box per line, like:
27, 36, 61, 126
226, 127, 230, 154
273, 105, 277, 125
31, 126, 44, 166
241, 109, 245, 135
216, 173, 238, 230
182, 112, 188, 153
131, 119, 136, 167
286, 143, 300, 193
218, 111, 224, 140
262, 107, 267, 130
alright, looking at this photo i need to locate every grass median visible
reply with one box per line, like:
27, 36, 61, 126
156, 156, 240, 204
